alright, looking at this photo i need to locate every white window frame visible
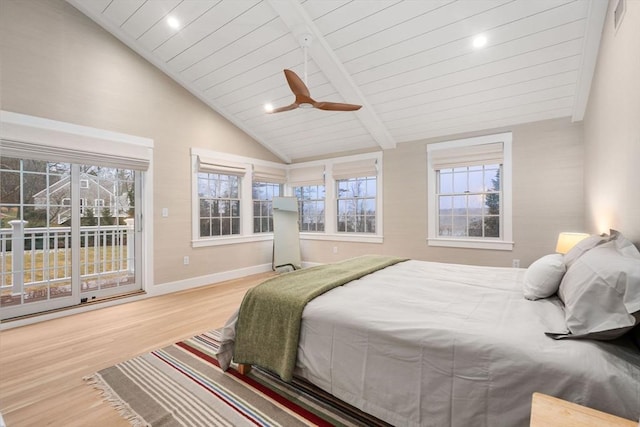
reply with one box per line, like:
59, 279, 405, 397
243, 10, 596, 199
191, 148, 286, 247
251, 181, 283, 234
191, 149, 384, 246
336, 175, 378, 234
427, 132, 513, 251
293, 184, 326, 233
198, 172, 242, 238
287, 152, 383, 244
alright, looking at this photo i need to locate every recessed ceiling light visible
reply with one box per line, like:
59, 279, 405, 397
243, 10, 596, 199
472, 34, 487, 49
264, 103, 274, 113
167, 16, 180, 29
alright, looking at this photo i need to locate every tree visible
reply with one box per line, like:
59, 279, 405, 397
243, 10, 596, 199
82, 207, 97, 226
1, 158, 70, 226
483, 168, 500, 237
100, 207, 115, 225
126, 185, 135, 218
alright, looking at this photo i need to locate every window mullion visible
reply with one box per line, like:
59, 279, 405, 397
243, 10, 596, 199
240, 172, 252, 236
325, 164, 336, 234
70, 164, 81, 302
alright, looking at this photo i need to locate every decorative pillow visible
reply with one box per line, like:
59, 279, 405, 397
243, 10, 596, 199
523, 254, 566, 300
562, 234, 608, 267
556, 239, 640, 340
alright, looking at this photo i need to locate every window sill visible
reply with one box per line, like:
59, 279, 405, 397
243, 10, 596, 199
193, 232, 384, 247
301, 232, 383, 244
427, 237, 514, 251
192, 234, 273, 247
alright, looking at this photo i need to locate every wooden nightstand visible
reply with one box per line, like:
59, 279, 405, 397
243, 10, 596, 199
530, 393, 638, 426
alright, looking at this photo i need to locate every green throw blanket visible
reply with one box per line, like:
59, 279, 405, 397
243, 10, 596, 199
233, 255, 408, 381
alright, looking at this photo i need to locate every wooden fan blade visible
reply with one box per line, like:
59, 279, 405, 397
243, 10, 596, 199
313, 101, 362, 111
283, 69, 310, 98
268, 103, 299, 114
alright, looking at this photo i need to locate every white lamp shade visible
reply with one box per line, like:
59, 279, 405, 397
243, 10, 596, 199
555, 232, 590, 254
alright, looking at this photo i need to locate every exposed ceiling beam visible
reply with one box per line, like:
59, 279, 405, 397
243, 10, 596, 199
267, 0, 397, 150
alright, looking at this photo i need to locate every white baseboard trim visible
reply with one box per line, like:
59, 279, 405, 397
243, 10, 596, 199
0, 263, 273, 330
147, 263, 273, 296
301, 261, 323, 268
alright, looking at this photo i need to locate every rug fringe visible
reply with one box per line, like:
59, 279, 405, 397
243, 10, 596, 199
84, 373, 150, 427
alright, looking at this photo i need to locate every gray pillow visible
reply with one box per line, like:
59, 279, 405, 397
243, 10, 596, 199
562, 234, 608, 267
629, 323, 640, 351
523, 254, 566, 300
609, 228, 639, 257
556, 239, 640, 340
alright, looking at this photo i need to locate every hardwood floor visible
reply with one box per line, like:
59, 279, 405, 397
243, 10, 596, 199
0, 272, 273, 427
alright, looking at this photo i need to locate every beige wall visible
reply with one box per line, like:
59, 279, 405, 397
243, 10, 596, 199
0, 0, 282, 286
583, 0, 640, 244
303, 118, 585, 268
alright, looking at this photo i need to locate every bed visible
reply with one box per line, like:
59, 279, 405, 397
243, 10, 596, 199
217, 233, 640, 426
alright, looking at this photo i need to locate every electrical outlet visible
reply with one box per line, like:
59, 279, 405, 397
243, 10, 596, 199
183, 256, 189, 265
512, 259, 520, 268
332, 246, 338, 254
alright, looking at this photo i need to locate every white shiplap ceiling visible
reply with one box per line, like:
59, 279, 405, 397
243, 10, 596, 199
67, 0, 607, 163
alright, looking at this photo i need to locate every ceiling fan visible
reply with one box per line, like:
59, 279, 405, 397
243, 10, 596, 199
267, 34, 362, 114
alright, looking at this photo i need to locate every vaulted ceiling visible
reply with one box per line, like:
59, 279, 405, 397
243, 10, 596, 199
67, 0, 607, 163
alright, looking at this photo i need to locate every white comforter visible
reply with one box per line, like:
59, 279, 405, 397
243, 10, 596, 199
294, 260, 640, 426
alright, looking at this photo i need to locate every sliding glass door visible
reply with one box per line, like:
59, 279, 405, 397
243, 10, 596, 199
0, 159, 143, 319
76, 164, 141, 301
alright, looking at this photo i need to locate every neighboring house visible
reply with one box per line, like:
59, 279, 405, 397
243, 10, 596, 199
32, 172, 129, 224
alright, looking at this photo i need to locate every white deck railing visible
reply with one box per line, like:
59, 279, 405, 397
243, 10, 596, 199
0, 220, 134, 298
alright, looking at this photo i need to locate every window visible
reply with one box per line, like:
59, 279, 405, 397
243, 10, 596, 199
288, 155, 382, 242
191, 149, 382, 246
437, 164, 500, 237
198, 172, 240, 237
94, 198, 105, 207
251, 164, 286, 234
191, 148, 288, 246
289, 164, 326, 233
333, 158, 378, 235
427, 132, 512, 250
252, 181, 281, 233
336, 176, 376, 233
80, 179, 89, 189
294, 185, 325, 232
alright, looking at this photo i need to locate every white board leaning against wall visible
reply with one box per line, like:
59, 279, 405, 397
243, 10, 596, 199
272, 196, 301, 272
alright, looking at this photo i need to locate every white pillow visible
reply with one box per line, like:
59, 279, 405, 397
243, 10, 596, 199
523, 254, 566, 300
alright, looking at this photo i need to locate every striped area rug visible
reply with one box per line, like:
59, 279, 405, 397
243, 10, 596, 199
85, 330, 391, 426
